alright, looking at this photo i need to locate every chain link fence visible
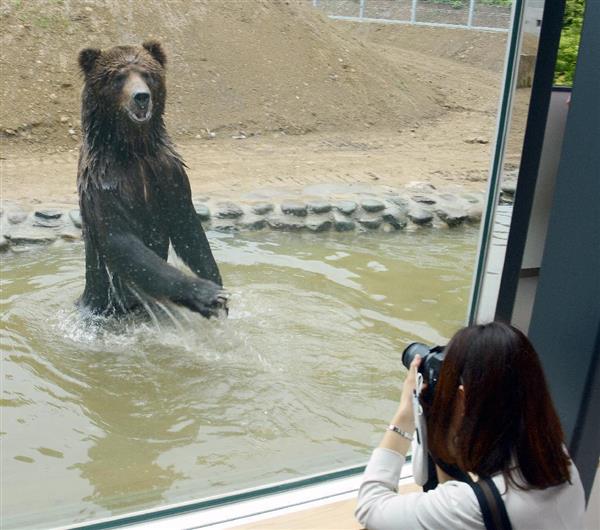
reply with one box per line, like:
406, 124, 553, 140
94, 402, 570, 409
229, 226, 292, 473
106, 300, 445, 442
311, 0, 513, 32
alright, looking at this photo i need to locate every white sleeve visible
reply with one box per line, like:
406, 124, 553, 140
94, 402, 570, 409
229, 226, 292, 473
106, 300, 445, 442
355, 448, 485, 530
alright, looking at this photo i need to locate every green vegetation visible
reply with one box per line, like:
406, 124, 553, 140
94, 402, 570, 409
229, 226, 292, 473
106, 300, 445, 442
425, 0, 513, 8
8, 0, 70, 31
555, 0, 585, 86
426, 0, 467, 8
480, 0, 513, 6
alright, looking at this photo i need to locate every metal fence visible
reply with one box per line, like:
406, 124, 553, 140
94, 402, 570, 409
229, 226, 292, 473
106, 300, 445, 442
311, 0, 513, 33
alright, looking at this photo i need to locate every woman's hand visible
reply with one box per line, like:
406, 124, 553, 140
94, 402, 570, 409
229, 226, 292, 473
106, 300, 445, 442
391, 355, 422, 432
379, 355, 421, 454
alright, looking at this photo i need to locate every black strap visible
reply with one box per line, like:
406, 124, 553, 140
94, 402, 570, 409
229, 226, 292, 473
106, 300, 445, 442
470, 478, 513, 530
425, 455, 512, 529
423, 455, 474, 491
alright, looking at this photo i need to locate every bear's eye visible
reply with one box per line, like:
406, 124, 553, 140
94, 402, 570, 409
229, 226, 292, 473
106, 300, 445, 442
142, 72, 156, 86
114, 72, 127, 84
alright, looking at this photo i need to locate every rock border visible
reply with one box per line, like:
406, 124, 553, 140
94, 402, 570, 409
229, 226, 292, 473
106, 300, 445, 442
0, 181, 511, 252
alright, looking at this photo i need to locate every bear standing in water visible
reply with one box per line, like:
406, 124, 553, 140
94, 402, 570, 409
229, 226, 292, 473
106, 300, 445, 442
77, 41, 226, 318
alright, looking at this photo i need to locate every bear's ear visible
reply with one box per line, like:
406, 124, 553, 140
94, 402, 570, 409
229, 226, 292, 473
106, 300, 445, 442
79, 48, 102, 76
142, 40, 167, 68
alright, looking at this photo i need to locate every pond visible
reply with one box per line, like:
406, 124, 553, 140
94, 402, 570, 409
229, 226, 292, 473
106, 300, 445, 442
1, 228, 477, 528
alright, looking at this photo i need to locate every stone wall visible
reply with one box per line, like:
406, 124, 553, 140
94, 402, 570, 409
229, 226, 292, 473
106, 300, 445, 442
0, 180, 518, 253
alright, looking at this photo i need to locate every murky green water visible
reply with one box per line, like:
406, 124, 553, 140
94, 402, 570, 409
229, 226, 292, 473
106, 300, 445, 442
1, 229, 477, 528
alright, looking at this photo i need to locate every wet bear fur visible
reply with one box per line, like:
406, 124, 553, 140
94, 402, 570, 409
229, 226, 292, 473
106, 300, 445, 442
77, 41, 225, 318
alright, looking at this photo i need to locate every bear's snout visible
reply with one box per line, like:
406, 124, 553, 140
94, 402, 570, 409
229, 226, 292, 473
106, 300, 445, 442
133, 91, 150, 110
123, 72, 153, 124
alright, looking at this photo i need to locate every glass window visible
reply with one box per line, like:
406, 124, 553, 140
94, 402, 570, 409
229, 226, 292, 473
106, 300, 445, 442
0, 0, 544, 527
554, 0, 585, 87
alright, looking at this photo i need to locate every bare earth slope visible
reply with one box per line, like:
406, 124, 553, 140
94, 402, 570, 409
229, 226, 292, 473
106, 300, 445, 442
0, 0, 440, 147
0, 0, 522, 205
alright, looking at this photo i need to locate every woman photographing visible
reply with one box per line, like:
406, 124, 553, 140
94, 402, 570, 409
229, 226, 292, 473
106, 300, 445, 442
355, 321, 585, 529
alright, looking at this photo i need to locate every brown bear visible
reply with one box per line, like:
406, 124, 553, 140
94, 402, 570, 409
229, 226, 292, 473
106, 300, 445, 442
77, 41, 226, 318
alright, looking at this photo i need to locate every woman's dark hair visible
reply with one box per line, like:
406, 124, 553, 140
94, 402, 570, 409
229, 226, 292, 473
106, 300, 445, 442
427, 321, 571, 489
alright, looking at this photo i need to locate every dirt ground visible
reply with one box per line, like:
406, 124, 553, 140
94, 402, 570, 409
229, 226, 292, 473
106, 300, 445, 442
0, 0, 532, 204
1, 100, 529, 206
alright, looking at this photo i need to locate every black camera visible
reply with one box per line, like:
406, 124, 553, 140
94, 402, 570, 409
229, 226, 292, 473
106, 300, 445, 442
401, 342, 446, 403
402, 342, 474, 490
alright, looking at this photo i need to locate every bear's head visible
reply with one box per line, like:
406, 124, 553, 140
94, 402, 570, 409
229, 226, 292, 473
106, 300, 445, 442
79, 41, 167, 128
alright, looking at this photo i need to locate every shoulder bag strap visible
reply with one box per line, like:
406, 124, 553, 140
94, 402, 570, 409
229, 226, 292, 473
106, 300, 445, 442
469, 478, 513, 530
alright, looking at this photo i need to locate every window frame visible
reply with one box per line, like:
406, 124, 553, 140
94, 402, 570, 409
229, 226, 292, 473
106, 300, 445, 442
50, 0, 554, 527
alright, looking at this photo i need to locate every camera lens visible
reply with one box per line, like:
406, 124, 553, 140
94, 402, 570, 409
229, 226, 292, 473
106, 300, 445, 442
402, 342, 431, 370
